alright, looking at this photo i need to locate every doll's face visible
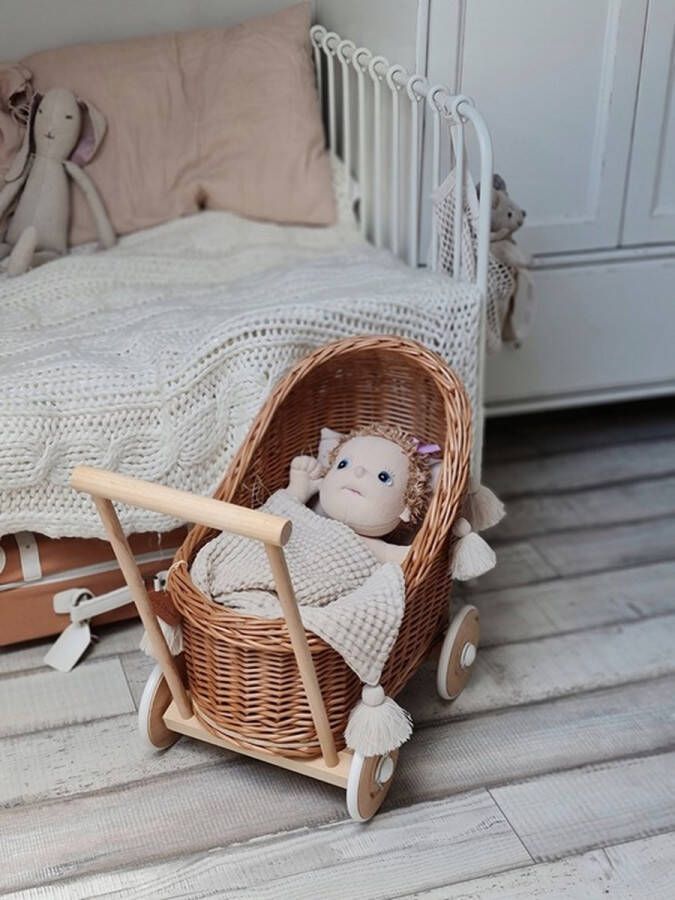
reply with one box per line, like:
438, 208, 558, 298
319, 435, 411, 537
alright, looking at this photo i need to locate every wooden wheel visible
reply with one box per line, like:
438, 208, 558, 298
346, 750, 398, 822
138, 659, 185, 750
436, 604, 480, 700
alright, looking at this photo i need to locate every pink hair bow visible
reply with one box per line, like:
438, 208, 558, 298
413, 439, 441, 456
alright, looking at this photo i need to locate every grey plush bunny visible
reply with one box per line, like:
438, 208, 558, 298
0, 87, 115, 276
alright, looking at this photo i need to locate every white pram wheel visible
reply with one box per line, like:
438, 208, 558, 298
437, 605, 480, 700
138, 662, 182, 750
346, 750, 398, 822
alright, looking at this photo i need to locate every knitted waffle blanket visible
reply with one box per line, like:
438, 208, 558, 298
0, 210, 481, 539
190, 489, 405, 685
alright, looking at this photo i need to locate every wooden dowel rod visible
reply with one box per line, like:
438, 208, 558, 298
72, 466, 292, 547
265, 544, 339, 768
93, 496, 192, 719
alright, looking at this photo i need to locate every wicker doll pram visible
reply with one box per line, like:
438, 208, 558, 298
168, 335, 473, 759
71, 334, 480, 822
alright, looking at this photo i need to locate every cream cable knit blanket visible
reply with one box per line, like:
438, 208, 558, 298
190, 490, 405, 685
0, 210, 481, 539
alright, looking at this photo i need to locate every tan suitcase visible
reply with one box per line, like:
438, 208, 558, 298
0, 529, 185, 647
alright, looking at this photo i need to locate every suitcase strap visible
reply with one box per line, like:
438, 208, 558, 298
149, 590, 181, 627
14, 532, 42, 581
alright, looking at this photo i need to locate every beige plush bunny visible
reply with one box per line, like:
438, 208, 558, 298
0, 87, 115, 276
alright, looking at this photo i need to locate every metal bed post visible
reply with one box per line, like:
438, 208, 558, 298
450, 97, 494, 486
310, 24, 493, 485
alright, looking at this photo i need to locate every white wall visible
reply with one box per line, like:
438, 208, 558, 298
316, 0, 423, 71
0, 0, 303, 60
0, 1, 424, 63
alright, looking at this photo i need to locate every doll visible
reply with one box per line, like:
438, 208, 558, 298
286, 424, 438, 565
286, 423, 495, 578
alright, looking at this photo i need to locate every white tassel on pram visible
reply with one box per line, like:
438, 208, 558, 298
344, 683, 413, 757
140, 618, 183, 657
463, 479, 505, 532
451, 516, 496, 581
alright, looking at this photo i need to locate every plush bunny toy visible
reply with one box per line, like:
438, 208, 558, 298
0, 87, 115, 276
286, 424, 439, 566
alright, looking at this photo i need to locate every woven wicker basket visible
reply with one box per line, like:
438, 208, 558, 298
168, 335, 472, 759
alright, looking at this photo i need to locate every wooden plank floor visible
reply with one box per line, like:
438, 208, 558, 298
1, 397, 674, 899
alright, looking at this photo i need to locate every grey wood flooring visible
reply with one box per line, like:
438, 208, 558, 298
1, 398, 674, 899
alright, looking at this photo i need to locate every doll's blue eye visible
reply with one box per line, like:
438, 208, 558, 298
378, 470, 393, 485
336, 458, 350, 470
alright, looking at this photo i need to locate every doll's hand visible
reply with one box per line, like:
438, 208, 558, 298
287, 455, 324, 503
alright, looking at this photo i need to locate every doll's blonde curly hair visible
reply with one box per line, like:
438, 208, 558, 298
327, 424, 435, 524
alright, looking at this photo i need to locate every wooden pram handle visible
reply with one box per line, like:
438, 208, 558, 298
70, 466, 339, 766
70, 466, 292, 547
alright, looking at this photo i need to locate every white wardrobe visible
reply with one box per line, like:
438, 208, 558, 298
319, 0, 675, 413
426, 0, 675, 413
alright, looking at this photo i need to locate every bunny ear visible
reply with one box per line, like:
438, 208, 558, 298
5, 90, 40, 182
317, 427, 344, 466
70, 97, 107, 166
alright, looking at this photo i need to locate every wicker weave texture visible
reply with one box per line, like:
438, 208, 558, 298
169, 336, 472, 758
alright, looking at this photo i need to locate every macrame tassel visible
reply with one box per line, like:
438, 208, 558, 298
451, 517, 496, 581
464, 483, 505, 532
345, 684, 413, 757
140, 619, 183, 658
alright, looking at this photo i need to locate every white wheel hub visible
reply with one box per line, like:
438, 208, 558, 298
375, 754, 395, 786
436, 604, 480, 701
460, 641, 477, 669
346, 751, 398, 822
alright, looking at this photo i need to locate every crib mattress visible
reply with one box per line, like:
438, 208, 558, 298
0, 210, 481, 538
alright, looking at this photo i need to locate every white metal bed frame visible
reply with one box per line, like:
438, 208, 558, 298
309, 24, 493, 479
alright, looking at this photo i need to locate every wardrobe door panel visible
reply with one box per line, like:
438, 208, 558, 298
622, 0, 675, 245
429, 0, 647, 255
485, 257, 675, 410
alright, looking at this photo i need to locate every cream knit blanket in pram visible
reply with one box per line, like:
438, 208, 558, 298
190, 490, 405, 688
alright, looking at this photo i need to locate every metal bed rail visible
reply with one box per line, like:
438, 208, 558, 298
310, 23, 493, 479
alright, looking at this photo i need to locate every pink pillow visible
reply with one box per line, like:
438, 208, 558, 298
11, 2, 335, 245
